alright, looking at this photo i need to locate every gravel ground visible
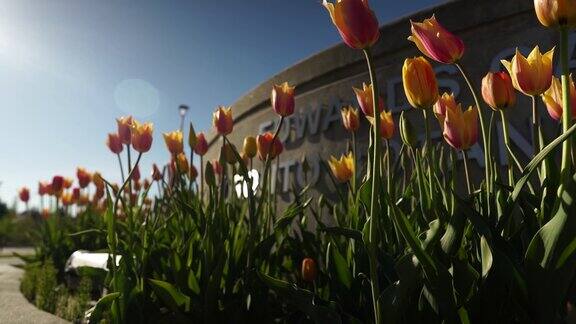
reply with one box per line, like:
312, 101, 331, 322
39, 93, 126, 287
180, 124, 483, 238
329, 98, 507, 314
0, 250, 68, 324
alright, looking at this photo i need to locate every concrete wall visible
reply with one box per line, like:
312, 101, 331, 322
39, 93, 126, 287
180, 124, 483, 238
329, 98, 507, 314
205, 0, 571, 204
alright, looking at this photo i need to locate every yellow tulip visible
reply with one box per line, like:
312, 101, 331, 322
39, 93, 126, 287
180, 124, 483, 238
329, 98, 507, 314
402, 57, 439, 109
328, 152, 354, 183
501, 46, 554, 96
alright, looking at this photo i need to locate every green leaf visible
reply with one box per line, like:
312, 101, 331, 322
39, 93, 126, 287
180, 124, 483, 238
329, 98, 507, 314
321, 227, 363, 243
328, 242, 352, 289
187, 271, 200, 295
148, 279, 191, 313
88, 292, 120, 324
480, 236, 493, 278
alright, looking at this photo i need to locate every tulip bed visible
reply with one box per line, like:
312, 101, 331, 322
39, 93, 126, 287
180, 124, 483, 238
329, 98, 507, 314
16, 1, 576, 323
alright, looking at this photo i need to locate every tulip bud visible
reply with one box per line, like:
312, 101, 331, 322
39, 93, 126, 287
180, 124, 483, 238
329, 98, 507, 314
301, 258, 318, 282
189, 164, 198, 182
76, 167, 92, 189
52, 175, 64, 194
399, 112, 417, 148
408, 15, 465, 64
151, 163, 163, 181
542, 75, 576, 122
143, 179, 151, 190
322, 0, 379, 50
256, 132, 283, 161
116, 116, 133, 145
212, 106, 233, 135
366, 110, 395, 139
205, 162, 216, 187
92, 172, 105, 189
534, 0, 576, 28
353, 83, 383, 117
188, 122, 198, 150
19, 187, 30, 203
131, 165, 141, 182
403, 57, 439, 109
272, 82, 296, 117
341, 106, 360, 132
212, 160, 223, 176
131, 120, 154, 153
501, 46, 554, 96
481, 72, 516, 111
443, 105, 479, 151
242, 136, 257, 159
94, 186, 104, 201
163, 130, 184, 155
194, 133, 209, 156
107, 133, 124, 154
328, 152, 355, 183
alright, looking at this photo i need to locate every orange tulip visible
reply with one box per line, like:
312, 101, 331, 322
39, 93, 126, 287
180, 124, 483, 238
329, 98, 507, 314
107, 133, 124, 154
433, 92, 459, 126
534, 0, 576, 27
481, 71, 516, 111
328, 152, 355, 183
322, 0, 379, 50
501, 47, 554, 96
408, 15, 465, 64
542, 75, 576, 122
116, 116, 133, 145
163, 130, 184, 155
242, 136, 257, 159
443, 105, 479, 151
92, 172, 105, 190
366, 110, 394, 139
212, 106, 233, 135
272, 82, 295, 117
189, 164, 198, 181
131, 120, 154, 153
94, 186, 104, 201
175, 153, 189, 174
256, 132, 283, 161
76, 167, 92, 189
19, 187, 30, 203
353, 83, 383, 117
341, 106, 360, 132
403, 56, 439, 109
61, 192, 74, 206
301, 258, 318, 283
194, 132, 208, 156
63, 177, 73, 189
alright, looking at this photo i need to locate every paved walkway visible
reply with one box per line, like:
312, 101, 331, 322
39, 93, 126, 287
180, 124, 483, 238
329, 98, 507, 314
0, 249, 68, 324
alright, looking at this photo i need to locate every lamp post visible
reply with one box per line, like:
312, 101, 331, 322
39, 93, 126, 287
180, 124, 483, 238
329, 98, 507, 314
178, 104, 189, 132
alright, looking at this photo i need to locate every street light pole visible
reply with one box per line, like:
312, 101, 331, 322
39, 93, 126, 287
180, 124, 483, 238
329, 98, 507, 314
179, 104, 189, 132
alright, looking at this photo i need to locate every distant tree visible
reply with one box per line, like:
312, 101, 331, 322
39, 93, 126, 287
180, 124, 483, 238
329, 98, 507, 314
0, 200, 7, 219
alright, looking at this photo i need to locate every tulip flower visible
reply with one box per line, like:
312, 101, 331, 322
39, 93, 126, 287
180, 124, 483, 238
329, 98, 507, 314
301, 258, 318, 283
131, 165, 141, 182
63, 177, 73, 189
408, 15, 465, 64
242, 136, 257, 159
256, 132, 284, 161
189, 164, 198, 181
107, 133, 124, 154
72, 187, 81, 202
542, 75, 576, 122
131, 120, 154, 153
322, 0, 379, 50
213, 106, 233, 135
61, 192, 74, 206
188, 122, 198, 149
77, 167, 92, 189
341, 106, 360, 132
38, 181, 51, 196
433, 92, 459, 126
366, 111, 394, 139
353, 83, 383, 117
19, 187, 30, 203
116, 116, 133, 145
328, 152, 355, 183
221, 143, 237, 165
481, 71, 516, 111
92, 172, 105, 190
501, 47, 554, 96
94, 186, 104, 201
194, 133, 208, 156
163, 130, 184, 155
151, 163, 163, 181
134, 180, 142, 192
175, 153, 189, 174
534, 0, 576, 27
212, 160, 223, 176
272, 82, 296, 117
403, 57, 439, 109
52, 176, 64, 193
443, 105, 479, 151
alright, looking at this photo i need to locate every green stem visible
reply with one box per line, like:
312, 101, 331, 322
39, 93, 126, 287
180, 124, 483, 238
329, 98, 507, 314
117, 153, 126, 184
499, 110, 514, 186
351, 132, 357, 195
363, 48, 381, 324
531, 95, 540, 157
462, 150, 472, 195
423, 109, 433, 197
560, 26, 573, 174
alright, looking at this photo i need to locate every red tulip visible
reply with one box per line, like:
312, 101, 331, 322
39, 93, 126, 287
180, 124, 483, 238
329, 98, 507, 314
194, 132, 208, 156
116, 116, 133, 145
107, 133, 124, 154
408, 15, 465, 64
301, 258, 318, 282
271, 82, 295, 117
322, 0, 380, 50
18, 187, 30, 203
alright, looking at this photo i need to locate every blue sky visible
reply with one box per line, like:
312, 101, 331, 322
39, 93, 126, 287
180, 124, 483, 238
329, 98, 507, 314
0, 0, 443, 208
